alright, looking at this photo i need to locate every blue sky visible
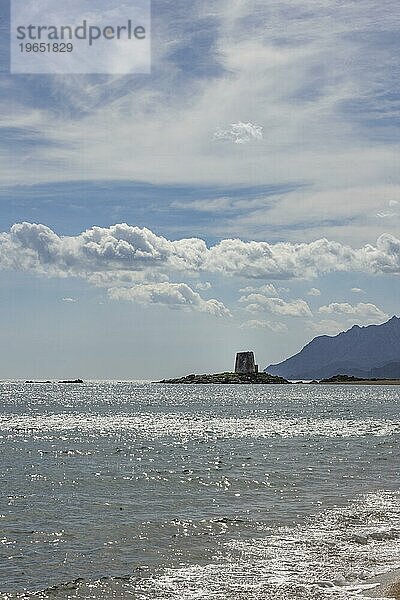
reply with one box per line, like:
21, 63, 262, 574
0, 0, 399, 379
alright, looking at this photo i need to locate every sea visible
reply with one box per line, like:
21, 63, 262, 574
0, 381, 399, 599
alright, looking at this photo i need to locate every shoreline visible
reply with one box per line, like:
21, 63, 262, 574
314, 380, 400, 386
1, 377, 400, 385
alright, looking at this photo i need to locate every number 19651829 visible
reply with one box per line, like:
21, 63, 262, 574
19, 43, 74, 53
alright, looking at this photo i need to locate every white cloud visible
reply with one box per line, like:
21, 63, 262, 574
377, 211, 398, 219
172, 197, 234, 213
108, 282, 231, 318
61, 297, 77, 303
376, 199, 399, 219
307, 288, 321, 297
195, 281, 212, 291
239, 284, 279, 296
218, 185, 400, 246
351, 287, 364, 294
318, 302, 388, 324
87, 271, 170, 287
0, 221, 398, 325
240, 320, 288, 333
206, 237, 353, 279
240, 294, 313, 318
310, 319, 345, 336
0, 0, 399, 246
1, 223, 400, 285
214, 122, 263, 144
0, 222, 208, 277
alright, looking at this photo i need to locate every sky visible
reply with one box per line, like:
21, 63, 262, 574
0, 0, 399, 379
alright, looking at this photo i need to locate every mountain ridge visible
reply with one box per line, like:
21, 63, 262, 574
265, 316, 400, 380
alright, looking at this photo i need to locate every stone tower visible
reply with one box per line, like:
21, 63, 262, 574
235, 351, 259, 374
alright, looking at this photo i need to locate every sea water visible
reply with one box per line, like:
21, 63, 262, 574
0, 382, 399, 599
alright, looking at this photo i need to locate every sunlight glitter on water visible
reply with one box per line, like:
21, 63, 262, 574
0, 383, 399, 598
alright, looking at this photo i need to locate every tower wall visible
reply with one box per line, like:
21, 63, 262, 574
235, 352, 257, 374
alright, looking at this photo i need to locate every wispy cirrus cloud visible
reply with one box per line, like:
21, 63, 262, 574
0, 0, 399, 202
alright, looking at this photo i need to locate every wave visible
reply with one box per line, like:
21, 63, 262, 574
3, 490, 399, 599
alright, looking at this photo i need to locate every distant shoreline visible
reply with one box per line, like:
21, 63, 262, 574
312, 374, 400, 385
1, 376, 399, 385
157, 372, 400, 385
316, 379, 400, 385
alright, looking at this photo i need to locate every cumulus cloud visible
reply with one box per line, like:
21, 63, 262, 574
195, 281, 212, 291
307, 288, 321, 297
239, 283, 279, 296
205, 237, 355, 279
209, 233, 400, 278
108, 282, 231, 318
310, 319, 345, 336
318, 302, 388, 324
61, 297, 77, 303
0, 222, 208, 277
214, 122, 263, 144
0, 221, 398, 324
240, 320, 288, 333
1, 223, 400, 288
87, 271, 170, 288
240, 294, 313, 318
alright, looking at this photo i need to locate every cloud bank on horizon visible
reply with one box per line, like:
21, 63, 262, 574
0, 220, 396, 328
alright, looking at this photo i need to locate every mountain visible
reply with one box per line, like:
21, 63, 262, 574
265, 316, 400, 380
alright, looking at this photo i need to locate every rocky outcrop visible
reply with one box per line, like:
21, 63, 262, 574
318, 374, 400, 384
158, 372, 289, 384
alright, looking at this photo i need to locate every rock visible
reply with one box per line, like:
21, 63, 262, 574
157, 372, 289, 385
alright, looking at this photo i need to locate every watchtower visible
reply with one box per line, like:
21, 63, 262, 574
235, 351, 259, 374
